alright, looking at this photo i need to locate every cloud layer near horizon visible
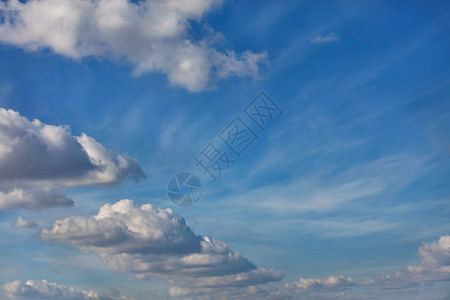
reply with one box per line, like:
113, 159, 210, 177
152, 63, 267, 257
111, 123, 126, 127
40, 199, 282, 296
366, 235, 450, 290
27, 197, 450, 298
1, 279, 129, 300
280, 235, 450, 298
0, 0, 268, 92
0, 108, 145, 210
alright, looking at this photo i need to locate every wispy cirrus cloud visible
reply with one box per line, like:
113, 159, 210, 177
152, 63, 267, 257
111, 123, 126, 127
0, 108, 145, 210
0, 0, 268, 92
192, 154, 427, 243
251, 154, 423, 213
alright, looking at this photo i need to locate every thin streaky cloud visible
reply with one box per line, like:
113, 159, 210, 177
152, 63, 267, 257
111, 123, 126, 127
310, 32, 339, 44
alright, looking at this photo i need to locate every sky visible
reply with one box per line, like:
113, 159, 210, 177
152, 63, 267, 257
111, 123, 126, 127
0, 0, 449, 299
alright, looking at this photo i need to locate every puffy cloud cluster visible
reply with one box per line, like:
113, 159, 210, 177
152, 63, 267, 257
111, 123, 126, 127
0, 0, 268, 92
40, 199, 282, 295
367, 235, 450, 290
0, 108, 145, 210
284, 275, 355, 293
279, 235, 450, 298
33, 199, 450, 298
1, 279, 129, 300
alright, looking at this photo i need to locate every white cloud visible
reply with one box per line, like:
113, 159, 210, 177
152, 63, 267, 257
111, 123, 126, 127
75, 133, 145, 185
168, 269, 283, 298
13, 216, 38, 228
1, 279, 129, 300
0, 186, 73, 210
40, 199, 282, 295
366, 235, 450, 290
0, 0, 268, 92
310, 32, 339, 44
0, 108, 145, 210
280, 235, 450, 298
284, 275, 355, 293
169, 284, 280, 299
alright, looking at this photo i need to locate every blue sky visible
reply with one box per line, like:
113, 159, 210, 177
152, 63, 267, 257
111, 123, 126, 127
0, 0, 449, 299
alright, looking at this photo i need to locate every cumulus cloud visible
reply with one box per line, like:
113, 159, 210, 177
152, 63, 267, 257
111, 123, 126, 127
0, 108, 145, 210
40, 199, 282, 295
13, 216, 38, 228
284, 275, 355, 293
310, 32, 339, 44
1, 279, 129, 300
0, 0, 268, 92
366, 235, 450, 290
280, 235, 450, 298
